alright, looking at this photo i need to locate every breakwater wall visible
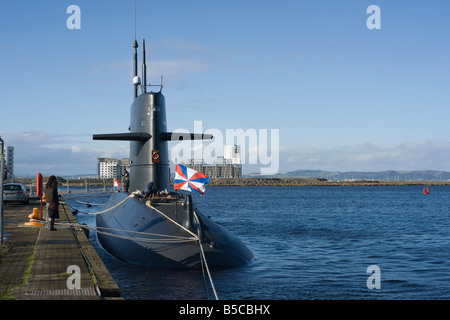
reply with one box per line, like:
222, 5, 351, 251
15, 177, 450, 189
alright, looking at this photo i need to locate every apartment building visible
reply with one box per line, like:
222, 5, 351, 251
184, 145, 242, 178
97, 158, 130, 179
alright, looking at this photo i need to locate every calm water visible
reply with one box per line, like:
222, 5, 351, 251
65, 185, 450, 300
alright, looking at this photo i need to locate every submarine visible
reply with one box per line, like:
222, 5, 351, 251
92, 39, 253, 269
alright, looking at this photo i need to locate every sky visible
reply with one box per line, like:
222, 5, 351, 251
1, 0, 449, 176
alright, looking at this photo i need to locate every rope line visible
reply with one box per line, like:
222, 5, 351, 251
194, 211, 219, 300
65, 190, 199, 239
63, 191, 199, 243
146, 202, 199, 238
61, 190, 219, 300
62, 191, 113, 199
53, 221, 198, 244
74, 200, 105, 206
63, 192, 135, 215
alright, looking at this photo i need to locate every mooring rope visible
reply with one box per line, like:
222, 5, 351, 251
145, 201, 199, 238
62, 191, 199, 244
73, 200, 105, 207
63, 192, 136, 215
194, 211, 219, 300
50, 220, 199, 244
62, 190, 219, 300
61, 191, 113, 199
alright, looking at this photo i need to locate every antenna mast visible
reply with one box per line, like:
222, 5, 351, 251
134, 0, 137, 40
132, 0, 139, 99
142, 39, 147, 93
133, 40, 139, 99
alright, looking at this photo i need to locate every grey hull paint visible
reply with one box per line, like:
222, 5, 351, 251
93, 39, 253, 269
96, 192, 254, 269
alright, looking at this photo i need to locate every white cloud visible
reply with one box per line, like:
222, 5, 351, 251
1, 131, 128, 176
4, 129, 450, 176
70, 146, 83, 153
279, 140, 450, 173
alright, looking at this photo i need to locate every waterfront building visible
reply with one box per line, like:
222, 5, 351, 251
97, 158, 130, 179
184, 145, 242, 178
6, 146, 14, 182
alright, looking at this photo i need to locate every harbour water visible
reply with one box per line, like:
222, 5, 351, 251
65, 185, 450, 300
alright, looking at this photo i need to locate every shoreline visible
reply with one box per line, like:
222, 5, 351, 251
14, 177, 450, 188
208, 178, 450, 187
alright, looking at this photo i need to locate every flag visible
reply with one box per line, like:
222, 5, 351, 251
114, 178, 121, 191
174, 163, 210, 195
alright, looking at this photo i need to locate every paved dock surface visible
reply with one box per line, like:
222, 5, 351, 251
1, 196, 122, 300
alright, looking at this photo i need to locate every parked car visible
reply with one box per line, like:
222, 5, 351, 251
3, 183, 30, 204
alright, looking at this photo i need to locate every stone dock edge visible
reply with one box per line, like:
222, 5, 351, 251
1, 196, 122, 300
59, 198, 122, 299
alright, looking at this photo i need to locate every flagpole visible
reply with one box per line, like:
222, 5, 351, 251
174, 160, 177, 221
175, 189, 178, 222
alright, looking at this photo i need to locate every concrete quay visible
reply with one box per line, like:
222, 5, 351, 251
1, 196, 122, 300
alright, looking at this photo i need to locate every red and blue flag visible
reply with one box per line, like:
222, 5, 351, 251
114, 178, 121, 191
174, 163, 210, 195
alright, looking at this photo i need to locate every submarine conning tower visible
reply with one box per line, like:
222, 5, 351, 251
93, 38, 212, 193
130, 91, 170, 192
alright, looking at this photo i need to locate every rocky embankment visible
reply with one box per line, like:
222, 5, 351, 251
208, 178, 450, 186
15, 177, 450, 188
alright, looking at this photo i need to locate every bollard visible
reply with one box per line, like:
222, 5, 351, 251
25, 208, 44, 226
29, 208, 39, 219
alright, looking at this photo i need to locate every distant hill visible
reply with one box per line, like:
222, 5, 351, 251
254, 169, 450, 181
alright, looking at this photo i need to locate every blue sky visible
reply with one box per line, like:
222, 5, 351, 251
1, 0, 449, 176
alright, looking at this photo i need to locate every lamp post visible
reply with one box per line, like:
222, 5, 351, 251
0, 137, 4, 245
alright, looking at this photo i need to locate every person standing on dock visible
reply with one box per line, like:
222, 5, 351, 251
45, 175, 60, 231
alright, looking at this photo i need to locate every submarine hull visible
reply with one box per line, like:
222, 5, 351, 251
96, 193, 254, 269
